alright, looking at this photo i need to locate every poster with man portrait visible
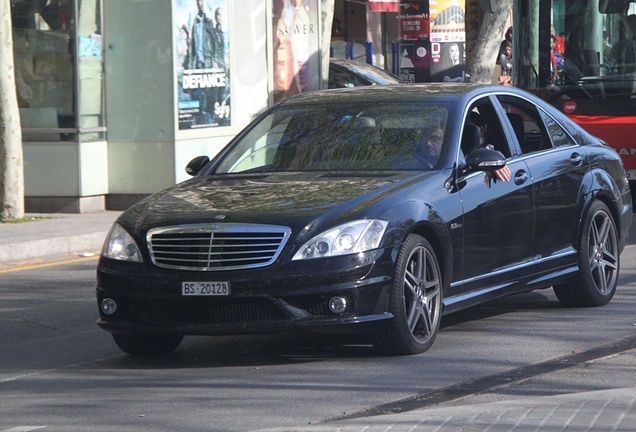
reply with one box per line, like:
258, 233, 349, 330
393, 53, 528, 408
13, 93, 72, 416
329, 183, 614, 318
174, 0, 230, 130
272, 0, 320, 104
429, 0, 466, 82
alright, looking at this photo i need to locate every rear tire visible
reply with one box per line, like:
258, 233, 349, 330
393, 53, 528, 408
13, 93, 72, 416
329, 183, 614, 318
374, 234, 442, 355
553, 201, 619, 307
112, 332, 184, 356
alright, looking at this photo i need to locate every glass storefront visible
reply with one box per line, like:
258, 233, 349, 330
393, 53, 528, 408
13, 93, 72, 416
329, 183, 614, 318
11, 0, 104, 142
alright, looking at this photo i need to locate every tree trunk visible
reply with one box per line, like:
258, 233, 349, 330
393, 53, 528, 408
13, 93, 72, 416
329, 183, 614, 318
465, 0, 513, 84
0, 0, 25, 219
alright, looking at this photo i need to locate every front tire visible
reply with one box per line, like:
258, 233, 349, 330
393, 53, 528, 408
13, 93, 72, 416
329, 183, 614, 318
112, 332, 184, 356
374, 234, 442, 355
553, 201, 619, 307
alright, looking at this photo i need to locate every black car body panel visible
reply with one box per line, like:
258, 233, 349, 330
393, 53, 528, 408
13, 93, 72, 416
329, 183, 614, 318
96, 84, 632, 354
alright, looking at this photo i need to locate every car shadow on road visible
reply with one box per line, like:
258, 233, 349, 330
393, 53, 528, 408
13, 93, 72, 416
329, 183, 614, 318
98, 332, 381, 369
441, 290, 561, 329
96, 291, 565, 369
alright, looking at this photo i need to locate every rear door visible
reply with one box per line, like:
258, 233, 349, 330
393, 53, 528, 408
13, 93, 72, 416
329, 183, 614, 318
496, 94, 587, 270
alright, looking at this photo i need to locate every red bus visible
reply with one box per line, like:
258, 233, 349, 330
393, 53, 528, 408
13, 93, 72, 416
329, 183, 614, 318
514, 0, 636, 184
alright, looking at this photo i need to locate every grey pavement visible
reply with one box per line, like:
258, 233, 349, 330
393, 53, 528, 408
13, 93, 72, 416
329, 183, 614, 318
255, 343, 636, 431
255, 386, 636, 431
1, 211, 636, 431
0, 211, 121, 263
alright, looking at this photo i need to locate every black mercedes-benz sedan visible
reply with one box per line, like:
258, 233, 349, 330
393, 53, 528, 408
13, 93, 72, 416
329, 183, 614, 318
96, 84, 632, 356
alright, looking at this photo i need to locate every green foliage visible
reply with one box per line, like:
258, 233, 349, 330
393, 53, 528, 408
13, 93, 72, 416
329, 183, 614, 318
0, 212, 47, 224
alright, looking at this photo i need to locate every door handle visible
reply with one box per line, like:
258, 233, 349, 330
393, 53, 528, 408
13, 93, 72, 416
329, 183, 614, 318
514, 170, 528, 185
570, 153, 583, 166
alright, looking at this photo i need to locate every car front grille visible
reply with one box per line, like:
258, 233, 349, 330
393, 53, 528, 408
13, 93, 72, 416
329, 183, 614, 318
114, 294, 353, 327
143, 298, 288, 324
147, 224, 291, 271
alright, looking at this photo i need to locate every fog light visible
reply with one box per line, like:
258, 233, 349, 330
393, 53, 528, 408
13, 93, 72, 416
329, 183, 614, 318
101, 298, 117, 315
329, 296, 348, 314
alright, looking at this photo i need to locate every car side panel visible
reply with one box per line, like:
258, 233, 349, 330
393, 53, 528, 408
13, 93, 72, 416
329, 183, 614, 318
526, 146, 588, 264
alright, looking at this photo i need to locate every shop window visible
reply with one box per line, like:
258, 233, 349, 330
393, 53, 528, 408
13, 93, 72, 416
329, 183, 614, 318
11, 0, 104, 142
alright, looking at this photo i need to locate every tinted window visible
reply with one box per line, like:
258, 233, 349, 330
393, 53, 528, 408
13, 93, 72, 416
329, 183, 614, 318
497, 96, 551, 155
328, 62, 399, 89
539, 110, 577, 147
463, 97, 512, 158
215, 103, 450, 173
328, 69, 361, 88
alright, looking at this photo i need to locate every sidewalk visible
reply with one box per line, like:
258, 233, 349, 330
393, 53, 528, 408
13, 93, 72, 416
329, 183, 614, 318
256, 334, 636, 430
0, 211, 120, 263
256, 385, 636, 431
1, 211, 635, 431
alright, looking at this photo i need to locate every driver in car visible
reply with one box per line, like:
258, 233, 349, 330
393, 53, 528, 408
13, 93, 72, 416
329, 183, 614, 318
423, 127, 444, 163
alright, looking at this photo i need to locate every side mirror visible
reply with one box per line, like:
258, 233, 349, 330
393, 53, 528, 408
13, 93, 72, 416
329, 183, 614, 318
185, 155, 210, 176
465, 148, 506, 172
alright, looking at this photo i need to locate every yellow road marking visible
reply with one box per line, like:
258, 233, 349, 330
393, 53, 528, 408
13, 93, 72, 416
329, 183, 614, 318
0, 256, 98, 274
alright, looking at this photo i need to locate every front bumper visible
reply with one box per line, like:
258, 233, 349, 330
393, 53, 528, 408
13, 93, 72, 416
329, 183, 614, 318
96, 247, 397, 336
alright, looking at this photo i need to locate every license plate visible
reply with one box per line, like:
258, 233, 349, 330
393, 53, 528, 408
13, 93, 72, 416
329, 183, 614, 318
182, 281, 230, 296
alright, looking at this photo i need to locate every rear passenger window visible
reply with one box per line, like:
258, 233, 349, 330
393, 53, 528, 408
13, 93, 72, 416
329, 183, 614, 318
539, 110, 576, 147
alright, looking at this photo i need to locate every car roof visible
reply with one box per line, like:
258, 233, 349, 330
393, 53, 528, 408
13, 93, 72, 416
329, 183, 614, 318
279, 83, 534, 107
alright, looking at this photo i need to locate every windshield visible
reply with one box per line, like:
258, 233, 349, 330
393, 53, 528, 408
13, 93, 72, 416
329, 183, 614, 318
214, 103, 450, 174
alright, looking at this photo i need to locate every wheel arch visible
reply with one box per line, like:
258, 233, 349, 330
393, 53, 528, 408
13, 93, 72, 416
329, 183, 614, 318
578, 168, 623, 247
409, 218, 453, 298
374, 198, 455, 300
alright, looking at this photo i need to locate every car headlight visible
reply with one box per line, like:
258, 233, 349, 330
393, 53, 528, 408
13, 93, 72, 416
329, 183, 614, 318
102, 223, 142, 262
292, 220, 388, 260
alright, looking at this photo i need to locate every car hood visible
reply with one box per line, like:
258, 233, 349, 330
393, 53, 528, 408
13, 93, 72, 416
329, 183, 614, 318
120, 171, 430, 242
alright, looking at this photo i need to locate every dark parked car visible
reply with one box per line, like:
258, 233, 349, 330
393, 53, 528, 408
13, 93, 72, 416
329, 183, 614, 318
328, 58, 399, 88
97, 84, 632, 356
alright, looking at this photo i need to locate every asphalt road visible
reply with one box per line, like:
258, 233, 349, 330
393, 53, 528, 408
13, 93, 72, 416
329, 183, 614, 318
0, 238, 635, 431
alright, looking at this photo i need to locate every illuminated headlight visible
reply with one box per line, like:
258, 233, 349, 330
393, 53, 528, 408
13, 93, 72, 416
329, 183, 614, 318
292, 220, 388, 260
102, 223, 142, 262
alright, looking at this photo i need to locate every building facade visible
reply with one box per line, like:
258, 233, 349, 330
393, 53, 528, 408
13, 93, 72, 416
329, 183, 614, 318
8, 0, 404, 213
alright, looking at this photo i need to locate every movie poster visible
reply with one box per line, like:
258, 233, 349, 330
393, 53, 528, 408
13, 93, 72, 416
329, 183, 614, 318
429, 0, 466, 82
398, 1, 430, 83
174, 0, 230, 130
272, 0, 320, 104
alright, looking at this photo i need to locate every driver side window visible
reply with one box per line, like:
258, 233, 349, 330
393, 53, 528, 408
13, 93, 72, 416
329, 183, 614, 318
462, 98, 512, 159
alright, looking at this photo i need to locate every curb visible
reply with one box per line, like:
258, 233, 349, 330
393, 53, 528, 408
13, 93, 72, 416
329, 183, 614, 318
0, 232, 108, 263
